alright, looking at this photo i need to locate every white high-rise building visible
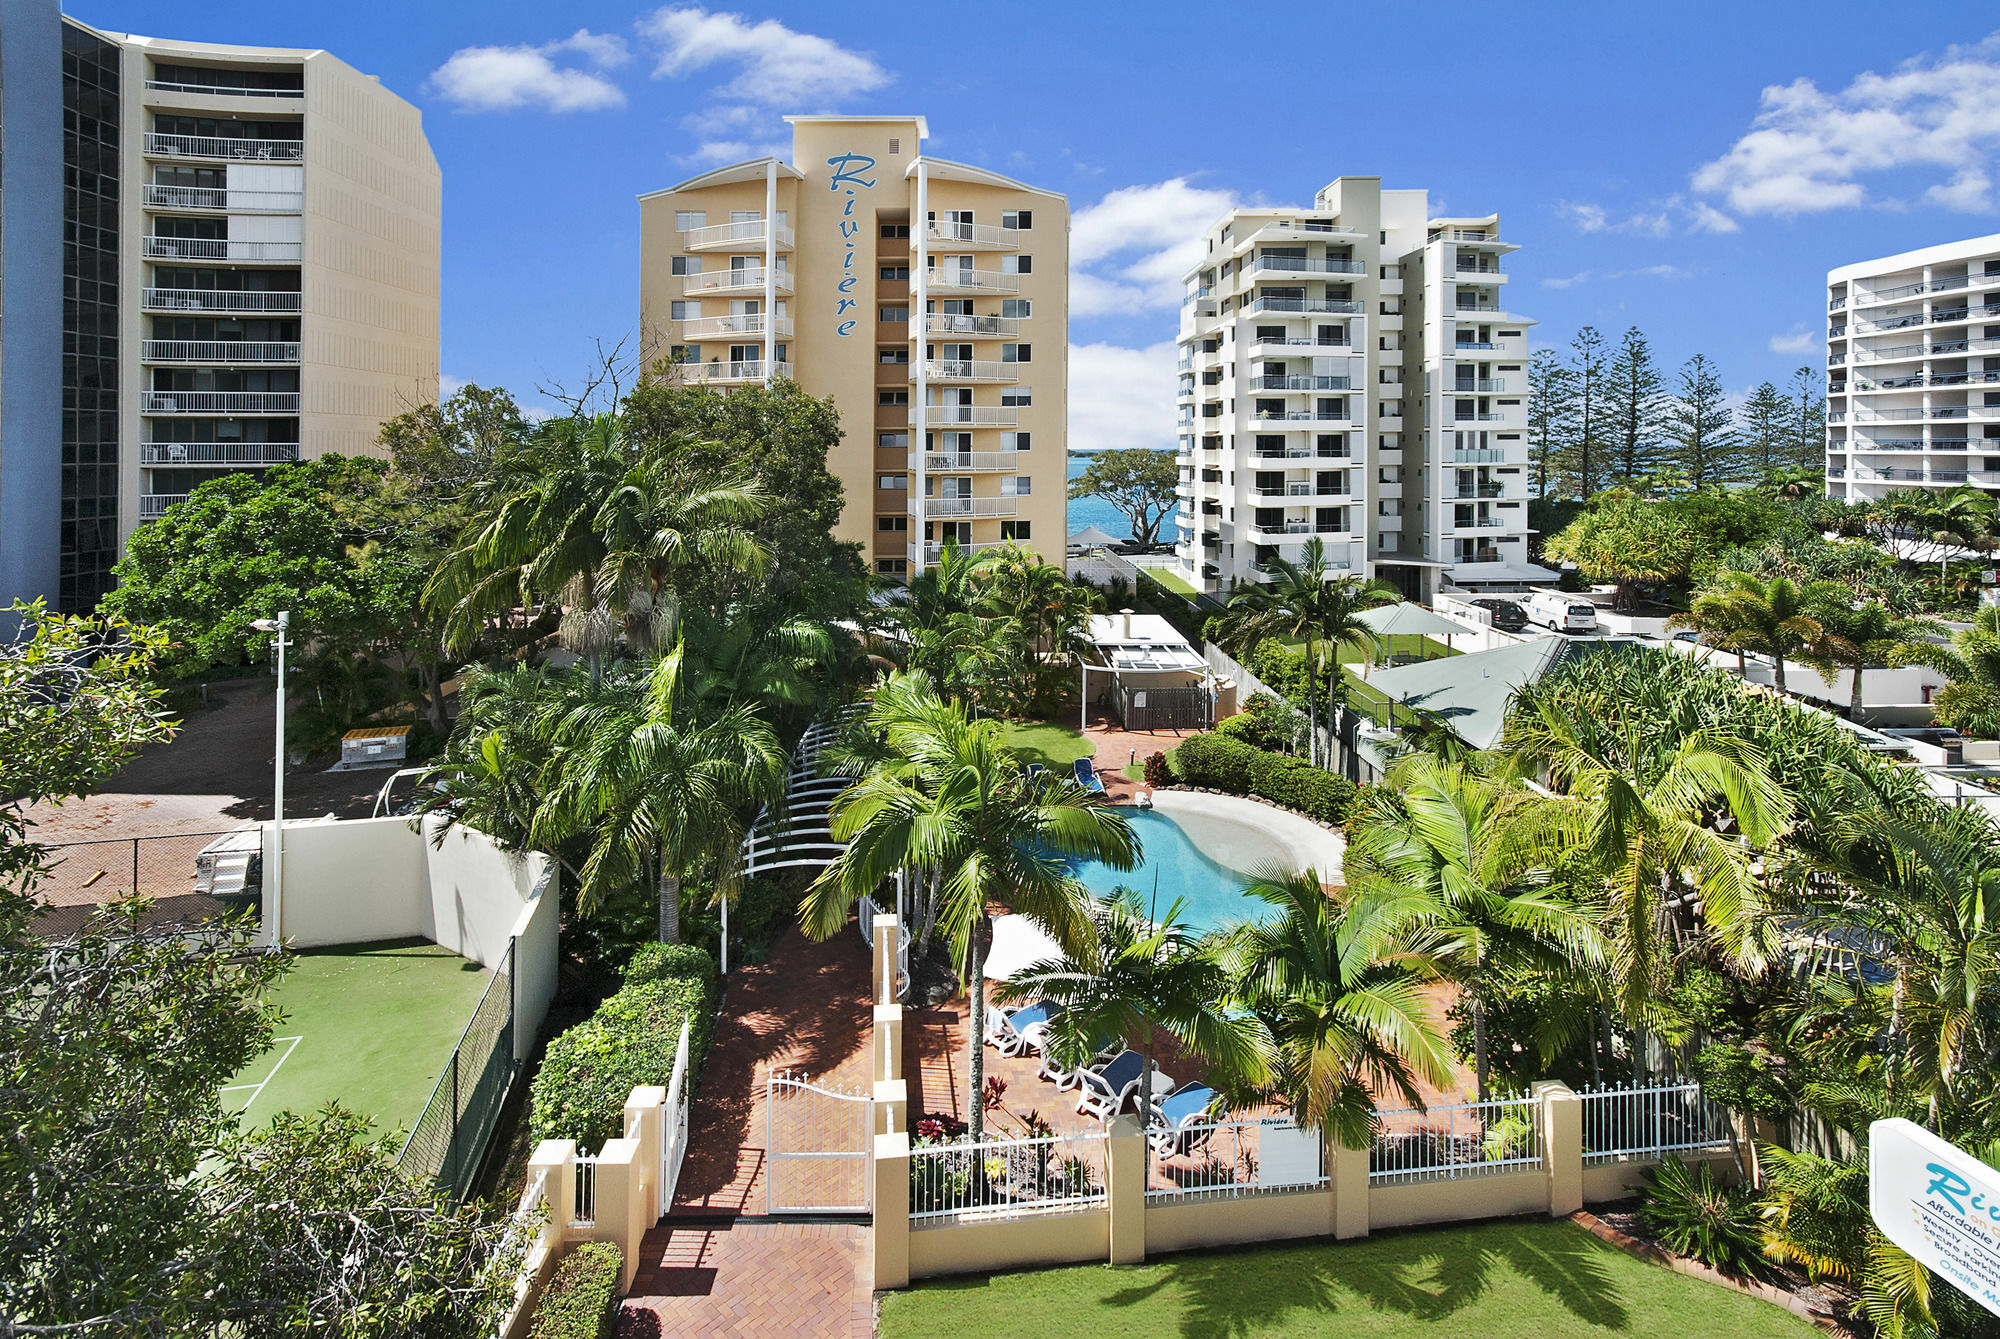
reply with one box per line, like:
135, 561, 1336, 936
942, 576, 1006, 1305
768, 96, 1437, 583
1170, 178, 1538, 602
1825, 234, 2000, 503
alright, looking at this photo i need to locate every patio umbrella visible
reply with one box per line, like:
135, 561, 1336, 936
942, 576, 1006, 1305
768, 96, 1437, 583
983, 913, 1064, 979
1067, 524, 1121, 550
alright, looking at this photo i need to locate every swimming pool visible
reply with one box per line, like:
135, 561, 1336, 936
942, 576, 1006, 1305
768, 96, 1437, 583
1063, 806, 1267, 932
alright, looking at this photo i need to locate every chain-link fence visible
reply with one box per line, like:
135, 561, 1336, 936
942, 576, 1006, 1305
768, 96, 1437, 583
25, 830, 258, 935
397, 937, 516, 1201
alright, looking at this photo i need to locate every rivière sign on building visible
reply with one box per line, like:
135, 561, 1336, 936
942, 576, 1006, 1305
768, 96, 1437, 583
1871, 1117, 2000, 1317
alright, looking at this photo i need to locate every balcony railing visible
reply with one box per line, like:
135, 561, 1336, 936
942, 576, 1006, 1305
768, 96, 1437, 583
144, 132, 302, 161
142, 287, 300, 313
928, 269, 1018, 293
1249, 336, 1351, 355
141, 441, 299, 466
1454, 302, 1504, 313
1248, 297, 1363, 316
143, 390, 299, 413
144, 79, 301, 99
918, 450, 1018, 473
912, 495, 1019, 518
1861, 276, 1971, 304
1249, 221, 1362, 243
1254, 484, 1347, 498
919, 314, 1021, 338
1452, 379, 1507, 392
1454, 341, 1497, 351
1249, 256, 1365, 276
143, 237, 302, 262
676, 313, 793, 340
681, 267, 793, 296
1257, 375, 1351, 391
680, 219, 795, 251
920, 360, 1018, 383
1452, 449, 1506, 463
1454, 261, 1505, 275
925, 220, 1019, 250
1253, 410, 1351, 425
144, 183, 301, 213
138, 494, 190, 519
1830, 296, 1847, 310
1446, 229, 1498, 242
907, 539, 1009, 565
1455, 484, 1505, 498
142, 339, 300, 364
912, 405, 1018, 427
675, 360, 793, 384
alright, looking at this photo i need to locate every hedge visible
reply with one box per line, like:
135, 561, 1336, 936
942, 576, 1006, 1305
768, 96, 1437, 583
1174, 732, 1357, 825
530, 943, 719, 1152
529, 1241, 622, 1339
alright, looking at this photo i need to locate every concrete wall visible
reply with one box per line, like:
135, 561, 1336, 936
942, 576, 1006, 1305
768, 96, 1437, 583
908, 1209, 1111, 1278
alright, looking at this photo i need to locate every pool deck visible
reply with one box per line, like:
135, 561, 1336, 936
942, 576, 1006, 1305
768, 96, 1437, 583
1149, 788, 1345, 884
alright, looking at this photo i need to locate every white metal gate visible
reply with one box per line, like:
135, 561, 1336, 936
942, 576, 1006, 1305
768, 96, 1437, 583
658, 1018, 694, 1211
765, 1070, 873, 1213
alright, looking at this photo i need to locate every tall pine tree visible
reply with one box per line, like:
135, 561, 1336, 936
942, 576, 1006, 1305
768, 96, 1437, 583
1742, 381, 1788, 476
1666, 353, 1741, 488
1567, 326, 1610, 498
1787, 365, 1827, 471
1605, 326, 1665, 485
1528, 348, 1576, 499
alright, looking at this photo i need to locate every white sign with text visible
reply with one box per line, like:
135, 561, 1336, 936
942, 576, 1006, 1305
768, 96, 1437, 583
1871, 1117, 2000, 1317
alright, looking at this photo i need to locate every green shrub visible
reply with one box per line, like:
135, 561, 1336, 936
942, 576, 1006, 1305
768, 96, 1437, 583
529, 1241, 622, 1339
530, 944, 719, 1152
1638, 1155, 1764, 1277
1172, 732, 1356, 824
1176, 733, 1259, 792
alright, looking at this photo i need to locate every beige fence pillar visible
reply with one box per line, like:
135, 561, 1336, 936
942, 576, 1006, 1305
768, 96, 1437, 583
874, 1003, 904, 1084
1330, 1137, 1371, 1240
528, 1140, 577, 1233
589, 1137, 645, 1290
873, 913, 901, 1004
1106, 1113, 1147, 1266
873, 1078, 908, 1136
624, 1085, 665, 1223
1536, 1080, 1584, 1217
873, 1131, 911, 1290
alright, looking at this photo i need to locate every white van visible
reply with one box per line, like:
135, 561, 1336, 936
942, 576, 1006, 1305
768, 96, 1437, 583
1522, 591, 1598, 634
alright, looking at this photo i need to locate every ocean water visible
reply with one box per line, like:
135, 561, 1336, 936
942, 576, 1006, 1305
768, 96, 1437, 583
1065, 453, 1129, 541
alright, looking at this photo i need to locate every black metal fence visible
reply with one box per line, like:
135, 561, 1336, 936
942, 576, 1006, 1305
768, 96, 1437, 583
397, 937, 517, 1201
1117, 684, 1210, 732
24, 830, 259, 936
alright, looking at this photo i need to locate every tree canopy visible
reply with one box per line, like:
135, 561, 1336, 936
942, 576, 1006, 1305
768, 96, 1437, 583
1067, 449, 1180, 545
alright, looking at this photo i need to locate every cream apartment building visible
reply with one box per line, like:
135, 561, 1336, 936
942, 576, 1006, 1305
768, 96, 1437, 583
1171, 178, 1536, 602
1825, 234, 2000, 503
638, 116, 1067, 580
0, 5, 441, 614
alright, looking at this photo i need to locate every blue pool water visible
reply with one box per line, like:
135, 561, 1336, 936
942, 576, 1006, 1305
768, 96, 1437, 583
1062, 807, 1264, 932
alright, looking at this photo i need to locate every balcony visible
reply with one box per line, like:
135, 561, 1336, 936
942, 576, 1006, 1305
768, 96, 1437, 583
1252, 410, 1351, 426
143, 237, 301, 262
144, 132, 302, 162
144, 183, 301, 213
919, 360, 1018, 383
1451, 449, 1506, 463
1451, 412, 1509, 423
144, 78, 301, 99
680, 219, 795, 252
912, 405, 1018, 428
676, 360, 793, 384
682, 267, 793, 296
138, 494, 190, 519
142, 287, 301, 314
1254, 484, 1347, 499
1249, 336, 1350, 358
1190, 298, 1220, 319
927, 269, 1018, 294
1453, 302, 1505, 313
1247, 220, 1362, 245
142, 340, 299, 365
918, 450, 1018, 473
676, 313, 793, 340
908, 539, 1009, 565
143, 391, 298, 414
1445, 229, 1499, 242
911, 496, 1019, 519
1249, 256, 1365, 276
918, 313, 1021, 339
1451, 379, 1507, 392
1453, 341, 1497, 351
141, 441, 299, 466
1455, 484, 1505, 498
1830, 295, 1847, 310
1256, 375, 1351, 391
1853, 407, 1925, 421
925, 219, 1019, 250
1454, 261, 1505, 275
1247, 297, 1363, 316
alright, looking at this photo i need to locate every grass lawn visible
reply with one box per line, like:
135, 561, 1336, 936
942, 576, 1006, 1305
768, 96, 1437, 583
1146, 567, 1200, 598
1001, 720, 1098, 771
878, 1218, 1817, 1339
222, 939, 493, 1141
1123, 744, 1182, 785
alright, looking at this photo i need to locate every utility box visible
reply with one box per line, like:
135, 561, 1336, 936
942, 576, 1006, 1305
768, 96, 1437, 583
340, 725, 410, 767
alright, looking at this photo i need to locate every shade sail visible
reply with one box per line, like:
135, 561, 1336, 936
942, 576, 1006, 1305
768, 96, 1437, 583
1357, 602, 1467, 638
1067, 525, 1122, 548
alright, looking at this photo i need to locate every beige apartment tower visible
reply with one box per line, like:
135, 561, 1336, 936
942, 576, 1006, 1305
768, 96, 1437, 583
639, 116, 1068, 580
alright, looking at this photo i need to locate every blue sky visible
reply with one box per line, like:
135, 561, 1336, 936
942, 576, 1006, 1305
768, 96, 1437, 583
86, 0, 2000, 445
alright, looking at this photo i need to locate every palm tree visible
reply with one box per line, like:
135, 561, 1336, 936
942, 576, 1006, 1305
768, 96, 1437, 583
1799, 588, 1943, 724
1873, 484, 1996, 574
534, 643, 786, 943
998, 889, 1271, 1133
801, 671, 1138, 1144
1891, 604, 2000, 738
1224, 869, 1456, 1148
1668, 572, 1821, 693
1211, 539, 1397, 767
1345, 755, 1603, 1099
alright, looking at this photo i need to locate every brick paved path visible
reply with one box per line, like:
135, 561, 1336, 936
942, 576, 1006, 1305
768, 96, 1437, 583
618, 1220, 873, 1339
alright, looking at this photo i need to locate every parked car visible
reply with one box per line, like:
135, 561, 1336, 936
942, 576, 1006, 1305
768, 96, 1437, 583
1522, 591, 1599, 634
1471, 598, 1527, 632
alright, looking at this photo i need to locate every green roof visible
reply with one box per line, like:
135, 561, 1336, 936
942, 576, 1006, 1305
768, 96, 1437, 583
1360, 636, 1634, 750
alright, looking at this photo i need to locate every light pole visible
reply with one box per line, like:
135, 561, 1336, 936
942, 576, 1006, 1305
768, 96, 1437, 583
249, 612, 289, 941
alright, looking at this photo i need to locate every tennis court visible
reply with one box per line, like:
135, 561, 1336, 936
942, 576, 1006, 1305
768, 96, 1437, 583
222, 939, 495, 1141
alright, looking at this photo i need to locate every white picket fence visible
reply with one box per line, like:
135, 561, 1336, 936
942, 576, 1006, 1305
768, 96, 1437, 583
1147, 1116, 1326, 1201
1576, 1079, 1733, 1165
909, 1131, 1109, 1225
1370, 1093, 1544, 1184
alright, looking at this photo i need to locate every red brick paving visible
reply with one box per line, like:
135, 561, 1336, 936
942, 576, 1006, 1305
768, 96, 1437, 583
619, 1220, 873, 1339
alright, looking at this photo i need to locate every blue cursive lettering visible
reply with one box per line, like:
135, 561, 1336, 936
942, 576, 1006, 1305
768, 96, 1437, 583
1929, 1164, 1974, 1214
837, 298, 856, 315
827, 153, 877, 190
837, 276, 858, 293
837, 320, 857, 336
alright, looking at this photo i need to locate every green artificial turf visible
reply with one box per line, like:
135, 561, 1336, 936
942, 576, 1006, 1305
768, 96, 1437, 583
1147, 568, 1200, 598
222, 939, 493, 1141
878, 1218, 1817, 1339
1001, 720, 1099, 771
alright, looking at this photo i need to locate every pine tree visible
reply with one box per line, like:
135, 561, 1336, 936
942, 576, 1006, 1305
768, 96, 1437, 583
1666, 353, 1741, 488
1742, 381, 1787, 475
1788, 365, 1827, 471
1605, 327, 1665, 485
1567, 326, 1610, 497
1528, 348, 1576, 499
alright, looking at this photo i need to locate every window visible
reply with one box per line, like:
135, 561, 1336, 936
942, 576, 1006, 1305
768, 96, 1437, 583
878, 389, 909, 406
1002, 431, 1031, 452
876, 558, 907, 576
877, 515, 909, 532
1000, 298, 1032, 319
880, 223, 911, 239
668, 345, 698, 363
878, 474, 908, 490
671, 256, 702, 275
1001, 387, 1033, 407
1001, 209, 1033, 230
1001, 343, 1032, 363
1001, 255, 1033, 275
1001, 520, 1032, 540
669, 301, 694, 320
674, 211, 706, 231
1001, 476, 1031, 496
880, 306, 909, 323
879, 347, 910, 364
880, 264, 910, 282
877, 432, 909, 449
888, 138, 900, 154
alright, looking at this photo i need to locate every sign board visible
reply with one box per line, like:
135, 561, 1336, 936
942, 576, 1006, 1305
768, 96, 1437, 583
1871, 1117, 2000, 1317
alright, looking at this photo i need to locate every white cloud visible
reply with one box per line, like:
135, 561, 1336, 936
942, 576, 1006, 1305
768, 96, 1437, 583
1068, 342, 1179, 454
429, 30, 629, 113
639, 6, 889, 106
1542, 271, 1592, 290
1561, 202, 1609, 232
1557, 199, 1673, 237
1539, 265, 1690, 290
1693, 33, 2000, 216
1069, 179, 1239, 317
1770, 328, 1819, 355
438, 373, 467, 397
1686, 200, 1741, 233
